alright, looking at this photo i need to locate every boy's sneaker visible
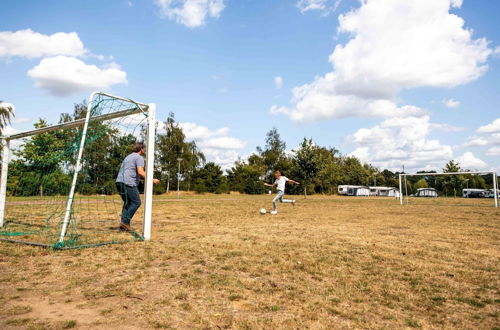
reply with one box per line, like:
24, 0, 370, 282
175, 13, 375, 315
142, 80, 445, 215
271, 210, 278, 215
120, 223, 133, 232
292, 200, 296, 206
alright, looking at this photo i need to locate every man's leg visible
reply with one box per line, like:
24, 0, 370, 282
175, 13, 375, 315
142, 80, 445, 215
116, 182, 131, 225
124, 185, 142, 225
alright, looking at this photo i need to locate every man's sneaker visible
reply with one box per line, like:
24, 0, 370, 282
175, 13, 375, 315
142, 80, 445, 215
292, 200, 296, 206
120, 223, 133, 232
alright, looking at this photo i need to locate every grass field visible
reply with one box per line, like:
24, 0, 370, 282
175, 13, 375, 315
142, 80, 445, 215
0, 194, 499, 329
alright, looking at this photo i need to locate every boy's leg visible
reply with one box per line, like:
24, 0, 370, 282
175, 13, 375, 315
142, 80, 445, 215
280, 192, 296, 206
273, 191, 284, 210
124, 185, 142, 225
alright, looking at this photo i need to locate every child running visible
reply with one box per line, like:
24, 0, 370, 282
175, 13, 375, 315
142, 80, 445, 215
264, 170, 300, 214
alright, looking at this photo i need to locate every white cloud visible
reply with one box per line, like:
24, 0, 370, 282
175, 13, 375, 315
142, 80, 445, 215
456, 151, 488, 170
274, 76, 283, 89
155, 0, 225, 28
296, 0, 342, 15
199, 136, 246, 149
0, 29, 86, 58
350, 115, 454, 171
180, 122, 228, 140
430, 123, 464, 132
477, 118, 500, 133
463, 137, 489, 147
11, 117, 31, 124
442, 98, 460, 108
179, 122, 245, 168
273, 0, 493, 122
485, 147, 500, 157
27, 56, 127, 96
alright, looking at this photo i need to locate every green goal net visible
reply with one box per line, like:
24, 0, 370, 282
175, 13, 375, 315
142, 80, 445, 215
0, 92, 155, 249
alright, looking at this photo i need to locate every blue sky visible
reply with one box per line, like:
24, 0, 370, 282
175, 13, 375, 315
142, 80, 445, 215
1, 0, 499, 171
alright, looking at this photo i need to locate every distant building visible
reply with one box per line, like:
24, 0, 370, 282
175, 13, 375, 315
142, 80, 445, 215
415, 188, 438, 198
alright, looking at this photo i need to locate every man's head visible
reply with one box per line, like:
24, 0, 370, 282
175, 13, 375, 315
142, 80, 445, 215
274, 170, 281, 179
133, 142, 145, 155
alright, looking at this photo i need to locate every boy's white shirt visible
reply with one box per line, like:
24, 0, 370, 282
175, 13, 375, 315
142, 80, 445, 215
275, 176, 289, 192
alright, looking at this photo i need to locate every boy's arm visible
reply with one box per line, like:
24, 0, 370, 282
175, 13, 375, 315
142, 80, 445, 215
264, 182, 276, 187
288, 179, 300, 185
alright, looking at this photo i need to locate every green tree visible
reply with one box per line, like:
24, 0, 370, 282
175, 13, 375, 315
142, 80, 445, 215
257, 127, 289, 181
294, 138, 321, 198
10, 119, 74, 196
226, 160, 264, 194
155, 113, 205, 193
414, 178, 428, 190
442, 160, 465, 197
193, 162, 228, 193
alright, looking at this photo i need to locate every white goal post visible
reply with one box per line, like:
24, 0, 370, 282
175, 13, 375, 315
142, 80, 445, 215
0, 91, 156, 244
398, 171, 498, 208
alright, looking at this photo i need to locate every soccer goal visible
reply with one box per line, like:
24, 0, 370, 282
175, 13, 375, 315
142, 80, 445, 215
0, 92, 156, 249
398, 171, 498, 208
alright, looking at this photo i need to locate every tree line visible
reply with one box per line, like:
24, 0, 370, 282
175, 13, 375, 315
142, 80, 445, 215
3, 101, 497, 197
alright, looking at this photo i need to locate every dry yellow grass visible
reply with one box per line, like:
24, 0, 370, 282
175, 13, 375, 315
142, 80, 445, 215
0, 195, 499, 329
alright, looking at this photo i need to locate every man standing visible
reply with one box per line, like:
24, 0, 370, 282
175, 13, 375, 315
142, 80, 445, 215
116, 142, 159, 232
264, 170, 300, 214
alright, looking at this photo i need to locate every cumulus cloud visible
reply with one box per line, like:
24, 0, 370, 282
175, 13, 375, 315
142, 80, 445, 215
0, 29, 87, 58
179, 122, 245, 169
456, 151, 488, 170
27, 56, 127, 96
477, 118, 500, 133
274, 76, 283, 89
273, 0, 493, 122
349, 115, 454, 171
155, 0, 225, 28
442, 98, 460, 108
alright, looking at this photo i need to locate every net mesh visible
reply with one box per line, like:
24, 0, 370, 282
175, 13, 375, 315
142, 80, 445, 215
0, 93, 150, 249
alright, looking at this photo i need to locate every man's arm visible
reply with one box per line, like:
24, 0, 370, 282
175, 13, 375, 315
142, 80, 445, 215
137, 166, 160, 184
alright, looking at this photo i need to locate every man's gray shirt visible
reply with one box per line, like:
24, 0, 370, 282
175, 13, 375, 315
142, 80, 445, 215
116, 153, 145, 187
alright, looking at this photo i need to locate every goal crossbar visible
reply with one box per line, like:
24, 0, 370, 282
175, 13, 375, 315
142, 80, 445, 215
1, 107, 145, 141
398, 171, 498, 208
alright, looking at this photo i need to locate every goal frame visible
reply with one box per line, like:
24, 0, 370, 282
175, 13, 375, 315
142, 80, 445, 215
398, 171, 498, 208
0, 91, 156, 243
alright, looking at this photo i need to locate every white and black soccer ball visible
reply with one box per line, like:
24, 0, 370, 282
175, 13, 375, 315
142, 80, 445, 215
260, 208, 267, 215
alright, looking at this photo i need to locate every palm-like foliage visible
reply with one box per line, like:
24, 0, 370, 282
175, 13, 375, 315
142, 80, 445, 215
0, 100, 15, 136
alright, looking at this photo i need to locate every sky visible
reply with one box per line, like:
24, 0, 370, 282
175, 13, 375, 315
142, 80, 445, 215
1, 0, 499, 172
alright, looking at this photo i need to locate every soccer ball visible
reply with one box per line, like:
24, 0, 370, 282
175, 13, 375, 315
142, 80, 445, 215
270, 210, 277, 215
260, 208, 267, 215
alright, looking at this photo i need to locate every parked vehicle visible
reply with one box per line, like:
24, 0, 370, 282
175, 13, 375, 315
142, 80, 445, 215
462, 189, 487, 198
